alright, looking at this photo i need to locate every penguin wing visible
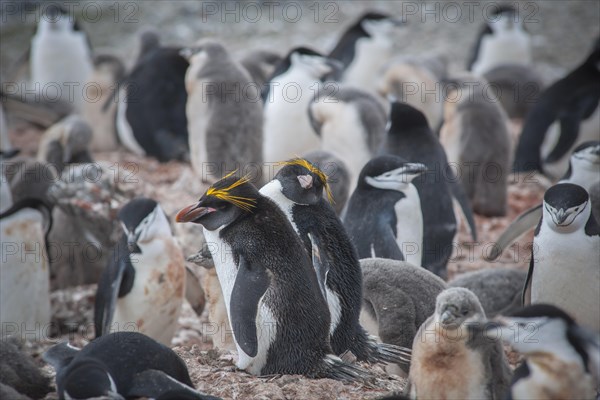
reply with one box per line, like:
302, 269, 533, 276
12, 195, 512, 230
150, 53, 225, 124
307, 232, 329, 301
571, 325, 600, 383
127, 369, 221, 400
449, 180, 478, 241
42, 342, 80, 371
487, 341, 512, 399
229, 255, 271, 358
94, 238, 136, 336
485, 204, 542, 261
522, 254, 534, 306
544, 94, 600, 164
373, 223, 405, 261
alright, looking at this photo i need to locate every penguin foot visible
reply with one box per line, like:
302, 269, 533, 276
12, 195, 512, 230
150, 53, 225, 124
321, 355, 374, 382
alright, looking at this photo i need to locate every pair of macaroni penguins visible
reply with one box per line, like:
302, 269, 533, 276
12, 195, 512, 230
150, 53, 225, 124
175, 160, 411, 378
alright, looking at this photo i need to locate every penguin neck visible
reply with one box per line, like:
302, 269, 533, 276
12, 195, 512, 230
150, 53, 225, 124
259, 180, 299, 233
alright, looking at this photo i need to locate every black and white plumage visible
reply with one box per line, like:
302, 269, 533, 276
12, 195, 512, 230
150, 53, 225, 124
343, 155, 426, 267
262, 47, 339, 163
182, 39, 263, 184
114, 33, 189, 162
449, 268, 527, 318
487, 141, 600, 260
95, 198, 186, 345
0, 179, 52, 337
379, 102, 477, 277
30, 4, 93, 112
482, 304, 600, 400
328, 12, 403, 91
523, 183, 600, 333
408, 288, 511, 399
359, 258, 446, 376
175, 174, 369, 380
513, 38, 600, 177
259, 160, 411, 365
43, 332, 218, 400
467, 4, 532, 76
308, 86, 387, 192
440, 75, 511, 217
303, 150, 351, 215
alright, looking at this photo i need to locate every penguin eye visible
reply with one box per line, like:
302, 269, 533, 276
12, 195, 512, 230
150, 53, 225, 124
461, 309, 469, 316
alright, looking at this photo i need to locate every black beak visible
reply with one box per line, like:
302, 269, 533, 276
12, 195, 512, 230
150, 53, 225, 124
127, 233, 141, 253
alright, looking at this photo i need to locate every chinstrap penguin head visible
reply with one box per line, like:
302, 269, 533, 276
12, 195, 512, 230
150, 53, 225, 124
274, 47, 342, 81
62, 359, 122, 400
359, 155, 426, 192
175, 172, 258, 231
358, 12, 403, 39
571, 141, 600, 171
481, 304, 590, 363
274, 158, 333, 206
118, 197, 171, 253
542, 183, 590, 231
434, 287, 485, 330
39, 4, 78, 33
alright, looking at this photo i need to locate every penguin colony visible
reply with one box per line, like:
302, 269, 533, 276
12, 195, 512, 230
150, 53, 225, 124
1, 3, 599, 400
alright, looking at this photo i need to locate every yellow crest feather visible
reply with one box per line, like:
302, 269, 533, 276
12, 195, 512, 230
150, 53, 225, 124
206, 170, 257, 212
277, 158, 335, 204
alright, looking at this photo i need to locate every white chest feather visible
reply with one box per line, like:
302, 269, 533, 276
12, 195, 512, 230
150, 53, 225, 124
203, 227, 277, 374
0, 210, 50, 336
318, 103, 372, 190
30, 29, 93, 111
263, 70, 321, 162
259, 180, 298, 231
112, 237, 185, 345
343, 37, 392, 90
394, 185, 423, 266
532, 228, 600, 332
185, 80, 211, 177
472, 30, 532, 76
116, 87, 146, 156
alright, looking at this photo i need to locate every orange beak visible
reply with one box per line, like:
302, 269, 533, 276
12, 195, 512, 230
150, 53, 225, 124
175, 204, 216, 223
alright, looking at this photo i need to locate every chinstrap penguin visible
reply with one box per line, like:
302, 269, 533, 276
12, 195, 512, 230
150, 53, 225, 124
94, 197, 186, 345
328, 12, 404, 91
513, 38, 600, 178
407, 287, 512, 399
343, 155, 426, 266
43, 332, 219, 400
113, 32, 189, 162
523, 183, 600, 333
259, 159, 411, 365
468, 4, 532, 76
262, 47, 339, 164
487, 141, 600, 261
379, 102, 477, 276
175, 173, 370, 379
480, 304, 600, 400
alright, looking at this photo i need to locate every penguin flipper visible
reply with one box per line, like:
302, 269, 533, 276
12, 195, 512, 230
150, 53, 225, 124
42, 342, 79, 371
230, 255, 271, 358
485, 204, 542, 261
374, 223, 405, 261
544, 113, 581, 164
127, 370, 221, 400
94, 238, 135, 336
522, 255, 534, 306
307, 232, 329, 301
449, 180, 478, 241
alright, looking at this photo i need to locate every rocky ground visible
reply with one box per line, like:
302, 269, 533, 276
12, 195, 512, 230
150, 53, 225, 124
2, 1, 598, 399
